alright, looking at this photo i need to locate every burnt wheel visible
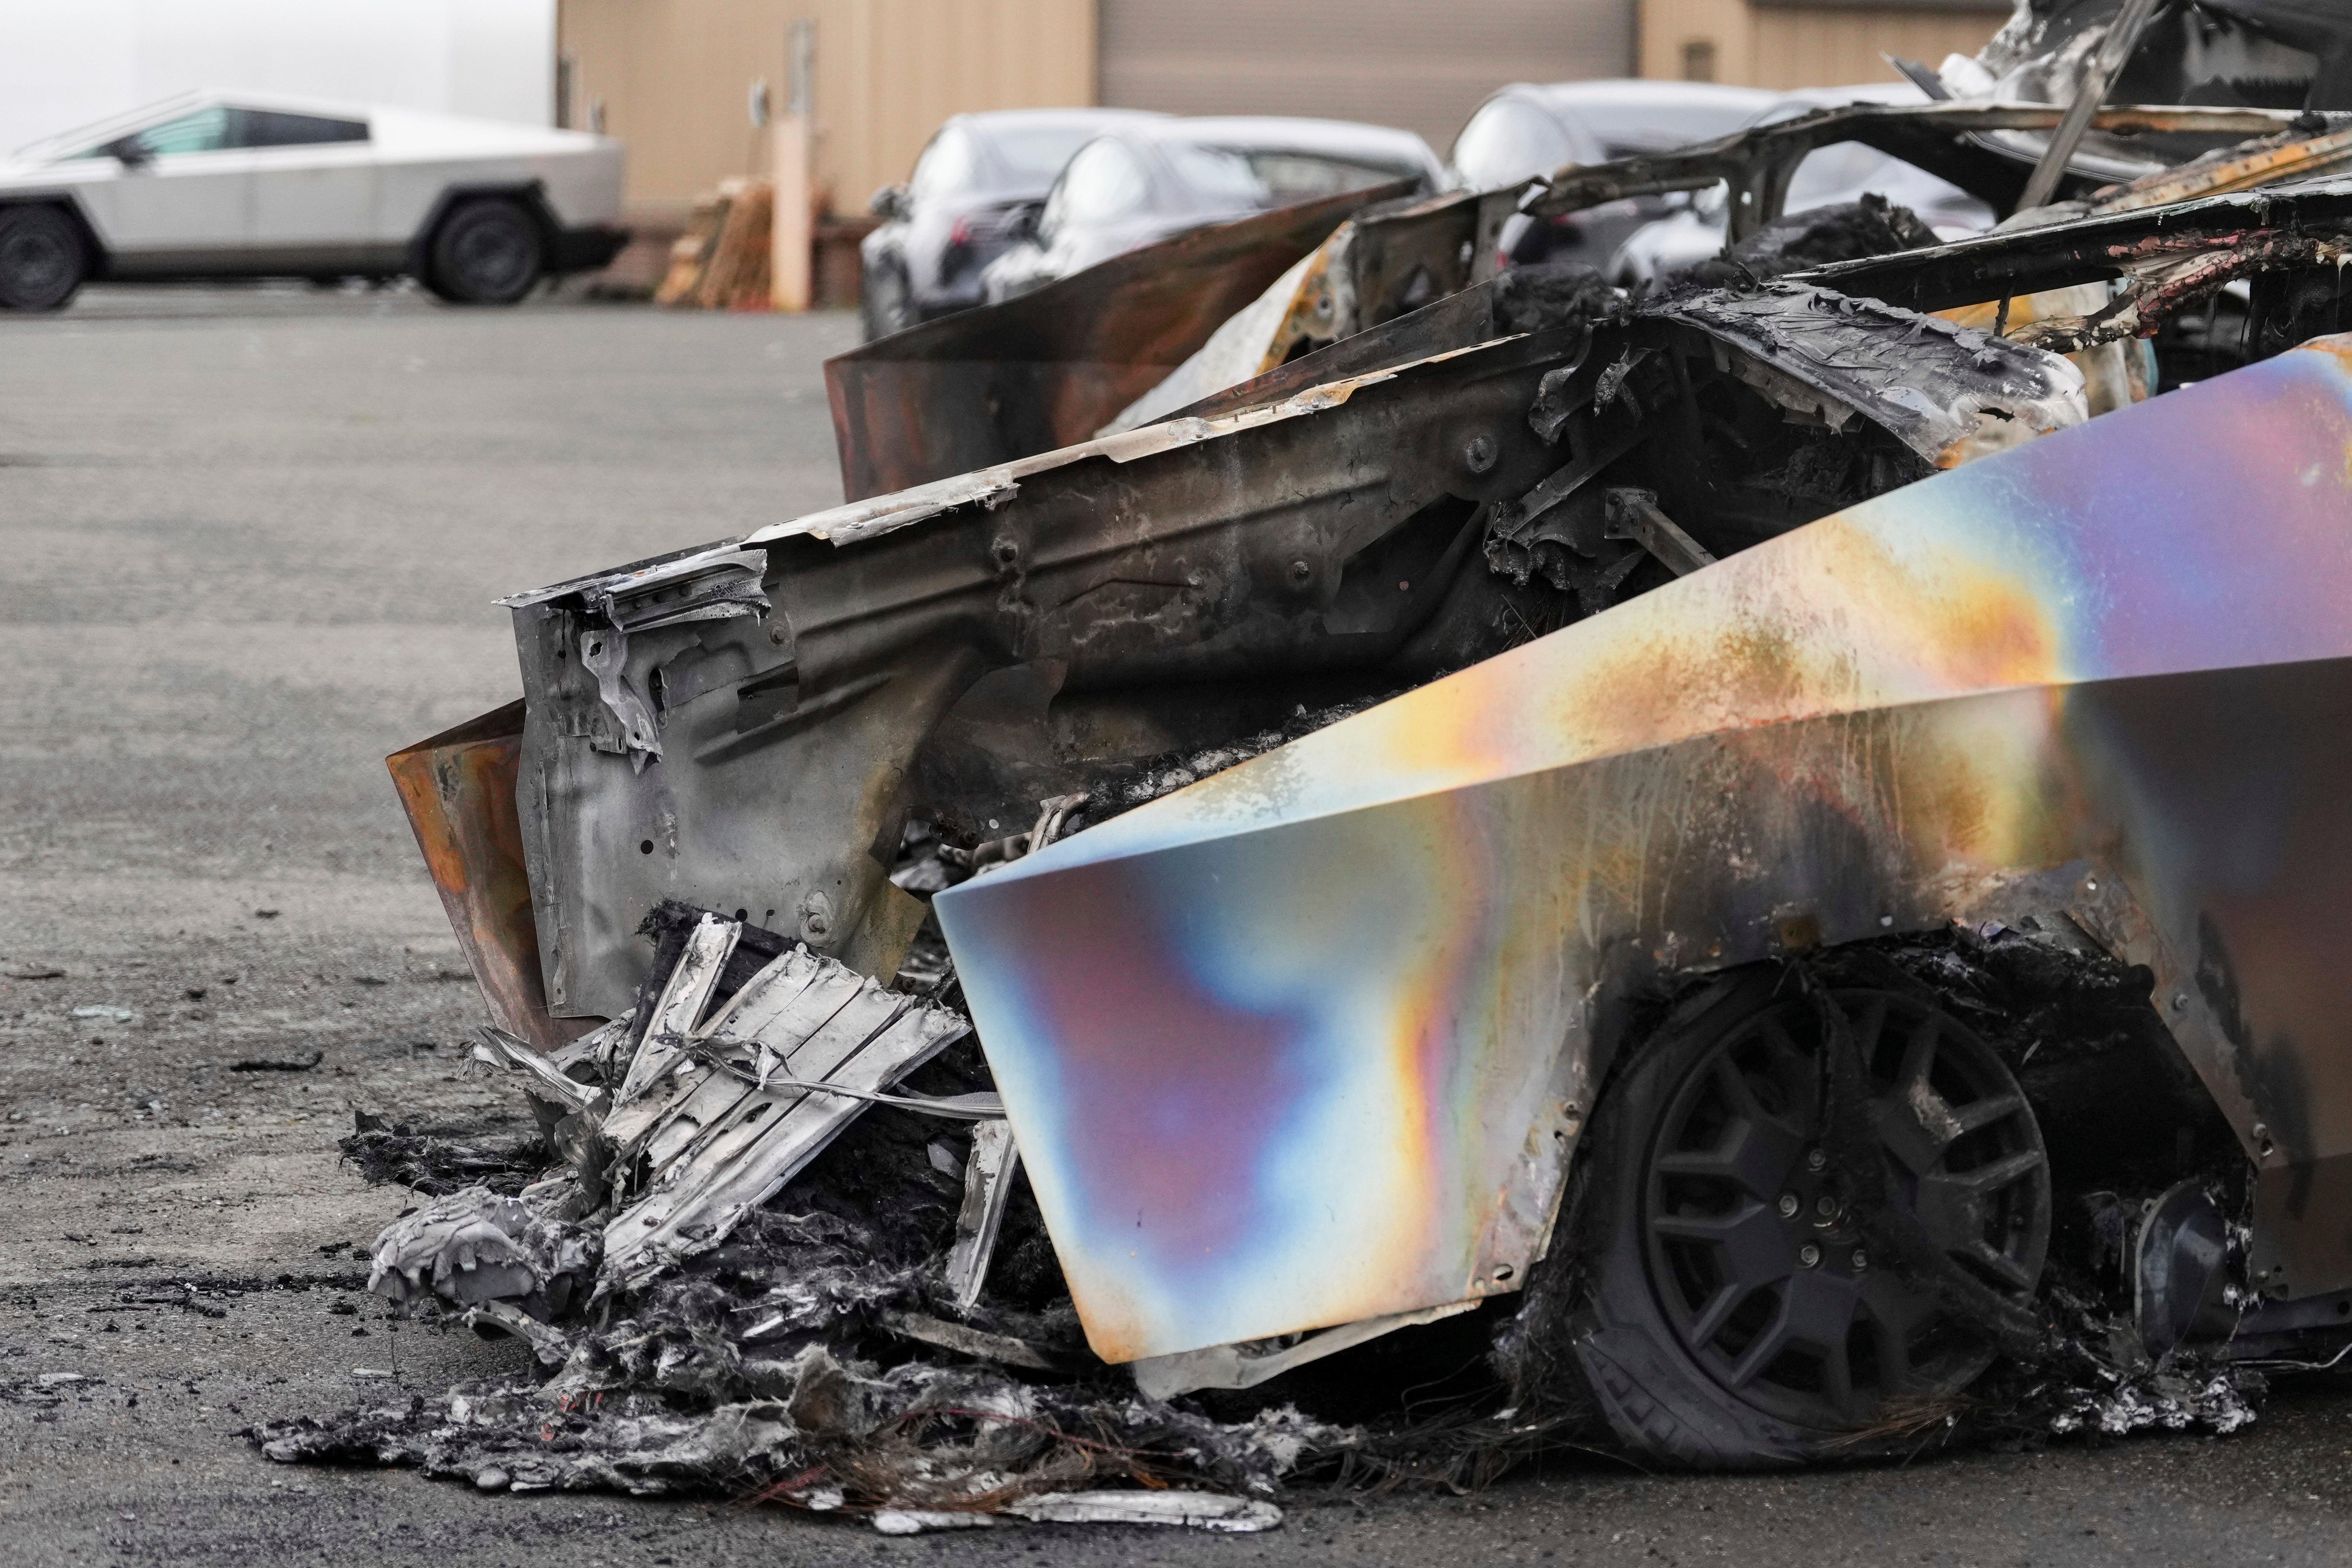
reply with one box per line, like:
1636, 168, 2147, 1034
1571, 973, 2050, 1466
0, 204, 86, 312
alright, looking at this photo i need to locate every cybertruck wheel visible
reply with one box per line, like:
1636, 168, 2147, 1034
1571, 972, 2050, 1467
427, 198, 543, 305
0, 205, 86, 312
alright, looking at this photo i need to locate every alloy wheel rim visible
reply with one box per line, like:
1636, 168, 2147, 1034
1639, 988, 2050, 1431
454, 218, 534, 295
2, 230, 71, 299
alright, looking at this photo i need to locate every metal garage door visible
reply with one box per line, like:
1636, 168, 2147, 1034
1097, 0, 1637, 157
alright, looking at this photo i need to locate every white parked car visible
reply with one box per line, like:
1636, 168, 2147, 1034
979, 117, 1445, 304
1448, 80, 1782, 272
0, 92, 628, 311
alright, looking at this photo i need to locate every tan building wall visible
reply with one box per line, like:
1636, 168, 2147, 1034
1097, 0, 1635, 156
1639, 0, 2008, 91
558, 0, 1095, 224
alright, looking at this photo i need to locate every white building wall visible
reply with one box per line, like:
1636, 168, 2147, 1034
0, 0, 554, 156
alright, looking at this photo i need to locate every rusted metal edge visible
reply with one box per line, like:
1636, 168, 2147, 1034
1523, 102, 2350, 237
1791, 172, 2352, 314
731, 350, 1479, 552
822, 180, 1417, 500
385, 700, 595, 1051
497, 540, 764, 612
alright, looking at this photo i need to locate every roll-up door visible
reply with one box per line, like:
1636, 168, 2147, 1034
1097, 0, 1637, 156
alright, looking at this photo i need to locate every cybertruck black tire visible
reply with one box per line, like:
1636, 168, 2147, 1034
426, 198, 544, 305
0, 204, 87, 312
1568, 969, 2050, 1468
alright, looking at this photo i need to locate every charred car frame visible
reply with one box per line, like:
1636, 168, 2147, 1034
363, 32, 2352, 1485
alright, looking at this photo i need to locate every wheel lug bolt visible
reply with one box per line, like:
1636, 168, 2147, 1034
1852, 1249, 1869, 1272
1777, 1193, 1800, 1218
1805, 1148, 1828, 1172
1815, 1194, 1838, 1218
1798, 1244, 1822, 1268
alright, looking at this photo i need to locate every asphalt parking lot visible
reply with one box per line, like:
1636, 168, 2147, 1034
5, 280, 2352, 1567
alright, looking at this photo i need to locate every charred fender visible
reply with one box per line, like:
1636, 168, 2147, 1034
936, 336, 2352, 1365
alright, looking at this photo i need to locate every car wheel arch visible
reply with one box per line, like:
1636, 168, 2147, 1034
1508, 905, 2248, 1463
407, 180, 560, 289
1563, 904, 2243, 1210
0, 195, 109, 276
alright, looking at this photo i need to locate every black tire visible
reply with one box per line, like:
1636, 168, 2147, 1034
426, 198, 543, 306
1569, 972, 2050, 1467
0, 204, 87, 312
861, 258, 912, 340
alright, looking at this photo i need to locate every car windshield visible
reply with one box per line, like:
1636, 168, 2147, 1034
1043, 138, 1156, 233
910, 126, 979, 204
1452, 100, 1578, 189
68, 105, 230, 159
986, 124, 1103, 187
1161, 143, 1269, 208
1244, 151, 1415, 203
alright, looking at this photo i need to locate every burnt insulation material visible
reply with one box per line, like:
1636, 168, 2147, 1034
247, 1356, 1359, 1502
337, 1115, 550, 1197
1492, 261, 1624, 336
256, 1128, 1368, 1503
1690, 195, 1942, 287
1083, 695, 1399, 823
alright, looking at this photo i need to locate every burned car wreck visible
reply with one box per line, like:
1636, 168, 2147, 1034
256, 15, 2352, 1524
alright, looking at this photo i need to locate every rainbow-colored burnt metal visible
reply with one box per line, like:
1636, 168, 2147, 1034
935, 337, 2352, 1364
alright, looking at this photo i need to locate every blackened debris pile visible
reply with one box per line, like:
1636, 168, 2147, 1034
885, 694, 1397, 900
338, 1111, 549, 1197
252, 903, 1357, 1528
250, 1349, 1350, 1509
1691, 194, 1941, 286
260, 900, 2282, 1518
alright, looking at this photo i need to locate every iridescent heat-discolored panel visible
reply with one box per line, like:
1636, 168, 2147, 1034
938, 337, 2352, 1363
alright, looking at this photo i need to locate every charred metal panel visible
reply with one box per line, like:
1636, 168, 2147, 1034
493, 289, 2081, 1050
1521, 104, 2325, 239
509, 589, 945, 1020
386, 702, 592, 1051
1168, 276, 1512, 426
1662, 284, 2085, 464
515, 330, 1589, 1019
936, 337, 2352, 1362
1099, 193, 1502, 432
825, 182, 1411, 500
1330, 191, 1490, 332
1182, 278, 2082, 468
2097, 123, 2352, 211
1796, 175, 2352, 316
